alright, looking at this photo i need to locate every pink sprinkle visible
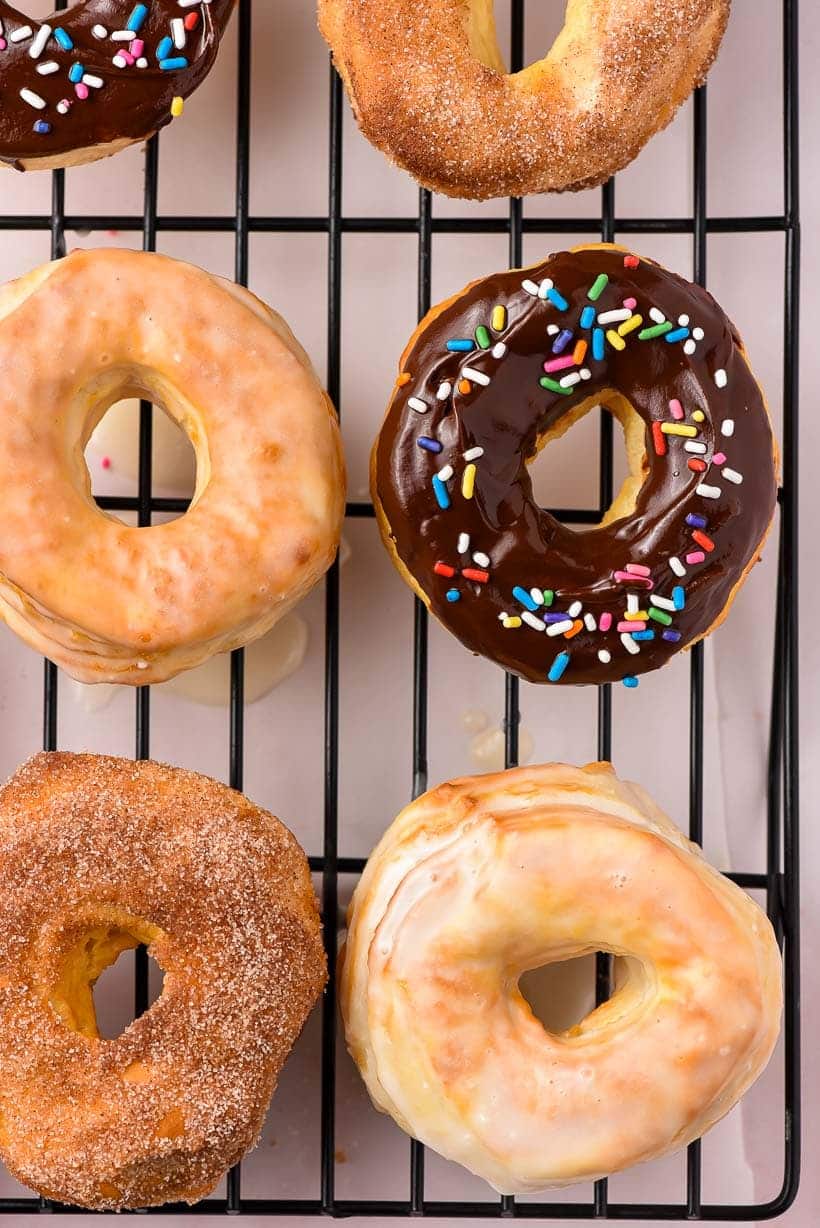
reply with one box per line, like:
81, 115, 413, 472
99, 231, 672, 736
75, 82, 89, 100
613, 570, 653, 589
623, 297, 637, 310
599, 612, 613, 632
543, 355, 576, 373
625, 563, 651, 577
618, 620, 646, 633
131, 38, 145, 56
686, 550, 706, 565
101, 456, 111, 470
119, 50, 135, 65
0, 37, 7, 51
668, 398, 685, 420
712, 452, 726, 465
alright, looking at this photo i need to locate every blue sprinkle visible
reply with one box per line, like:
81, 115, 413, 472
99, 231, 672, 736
686, 512, 707, 528
68, 62, 84, 83
446, 589, 460, 603
159, 56, 189, 70
631, 630, 656, 641
672, 585, 686, 610
592, 328, 605, 361
127, 3, 148, 32
512, 585, 539, 612
53, 26, 73, 50
33, 120, 52, 135
156, 36, 174, 60
431, 476, 450, 510
663, 629, 682, 642
548, 651, 570, 683
580, 305, 596, 329
552, 328, 574, 354
446, 339, 474, 352
622, 676, 639, 688
544, 612, 569, 623
664, 327, 690, 343
417, 437, 442, 454
547, 287, 568, 311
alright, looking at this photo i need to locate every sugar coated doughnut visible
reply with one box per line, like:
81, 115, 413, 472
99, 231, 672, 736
0, 751, 326, 1210
341, 762, 782, 1193
0, 248, 345, 685
0, 1, 235, 171
372, 244, 777, 687
319, 0, 730, 199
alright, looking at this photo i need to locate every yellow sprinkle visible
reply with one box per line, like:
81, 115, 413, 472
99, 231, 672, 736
171, 96, 184, 118
692, 409, 705, 422
606, 329, 626, 351
625, 610, 649, 620
618, 314, 643, 337
462, 463, 476, 499
502, 616, 522, 629
661, 423, 698, 437
491, 305, 507, 332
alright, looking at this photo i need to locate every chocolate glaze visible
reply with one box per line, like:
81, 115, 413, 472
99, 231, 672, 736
373, 246, 777, 686
0, 1, 234, 168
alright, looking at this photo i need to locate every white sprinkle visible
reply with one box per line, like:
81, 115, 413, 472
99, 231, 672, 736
492, 342, 507, 359
136, 660, 149, 671
10, 25, 33, 42
462, 366, 490, 387
568, 600, 582, 618
19, 87, 46, 109
693, 327, 705, 341
621, 633, 641, 655
408, 397, 427, 414
523, 612, 547, 632
721, 418, 735, 437
669, 557, 686, 577
559, 371, 581, 388
697, 483, 721, 500
650, 595, 676, 612
598, 649, 612, 664
113, 53, 128, 67
92, 24, 108, 38
580, 367, 592, 380
649, 307, 666, 324
171, 16, 186, 47
437, 464, 453, 482
56, 100, 71, 114
584, 613, 597, 632
522, 279, 540, 296
684, 441, 707, 454
626, 593, 639, 614
36, 61, 60, 74
136, 57, 148, 68
111, 28, 136, 40
463, 447, 484, 461
597, 308, 632, 325
678, 314, 690, 327
472, 552, 490, 568
684, 340, 697, 355
547, 619, 574, 637
538, 278, 554, 299
529, 587, 544, 606
723, 467, 743, 484
83, 73, 104, 88
457, 533, 470, 554
28, 24, 51, 58
546, 324, 559, 336
714, 368, 728, 388
436, 382, 451, 401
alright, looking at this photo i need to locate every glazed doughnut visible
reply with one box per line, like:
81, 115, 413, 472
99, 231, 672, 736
0, 751, 326, 1210
0, 248, 345, 685
372, 244, 777, 687
319, 0, 730, 199
0, 1, 234, 172
340, 762, 782, 1193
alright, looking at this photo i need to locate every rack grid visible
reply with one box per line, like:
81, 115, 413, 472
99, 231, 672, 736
0, 0, 800, 1219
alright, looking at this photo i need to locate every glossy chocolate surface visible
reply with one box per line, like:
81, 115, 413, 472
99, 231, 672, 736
374, 246, 777, 686
0, 1, 234, 167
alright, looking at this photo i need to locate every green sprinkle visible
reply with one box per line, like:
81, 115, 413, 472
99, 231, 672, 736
638, 322, 674, 340
588, 273, 609, 301
540, 376, 573, 396
648, 607, 673, 626
475, 324, 491, 349
543, 589, 554, 607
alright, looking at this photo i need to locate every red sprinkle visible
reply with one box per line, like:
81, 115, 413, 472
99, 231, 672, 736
688, 458, 707, 472
624, 254, 640, 269
184, 11, 199, 28
462, 568, 489, 584
692, 530, 715, 552
434, 562, 455, 577
652, 421, 667, 456
101, 456, 111, 470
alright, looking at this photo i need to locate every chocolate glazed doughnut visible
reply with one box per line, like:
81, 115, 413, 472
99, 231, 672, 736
372, 245, 778, 687
0, 1, 234, 171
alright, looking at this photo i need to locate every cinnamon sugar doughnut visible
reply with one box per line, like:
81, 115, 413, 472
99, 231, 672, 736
0, 752, 326, 1210
319, 0, 730, 199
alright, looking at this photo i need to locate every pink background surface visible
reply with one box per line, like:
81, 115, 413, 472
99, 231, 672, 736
0, 1, 816, 1224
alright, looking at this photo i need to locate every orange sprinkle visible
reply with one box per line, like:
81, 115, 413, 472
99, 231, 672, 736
688, 458, 707, 472
572, 339, 587, 365
396, 372, 411, 387
692, 529, 715, 552
564, 619, 584, 639
458, 379, 472, 395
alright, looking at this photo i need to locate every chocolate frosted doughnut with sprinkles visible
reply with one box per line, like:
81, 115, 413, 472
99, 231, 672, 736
0, 0, 234, 171
372, 244, 778, 687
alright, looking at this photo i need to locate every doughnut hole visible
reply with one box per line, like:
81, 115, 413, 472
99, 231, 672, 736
519, 952, 645, 1035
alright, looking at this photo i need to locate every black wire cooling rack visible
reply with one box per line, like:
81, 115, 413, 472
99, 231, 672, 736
0, 0, 800, 1219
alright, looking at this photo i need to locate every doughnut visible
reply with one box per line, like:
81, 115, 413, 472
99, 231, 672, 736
318, 0, 730, 200
0, 248, 345, 685
372, 244, 777, 687
0, 751, 326, 1210
0, 1, 235, 172
340, 761, 782, 1193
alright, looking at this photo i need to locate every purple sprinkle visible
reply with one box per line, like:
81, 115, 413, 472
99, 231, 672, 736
686, 513, 707, 528
662, 629, 682, 642
417, 437, 442, 453
552, 328, 574, 354
544, 612, 569, 623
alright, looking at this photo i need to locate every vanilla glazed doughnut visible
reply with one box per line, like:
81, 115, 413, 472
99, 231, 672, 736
0, 751, 326, 1210
319, 0, 730, 200
372, 244, 777, 687
0, 248, 345, 685
340, 762, 782, 1194
0, 1, 234, 172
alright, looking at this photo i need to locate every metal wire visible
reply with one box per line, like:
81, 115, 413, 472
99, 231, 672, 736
1, 0, 800, 1218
